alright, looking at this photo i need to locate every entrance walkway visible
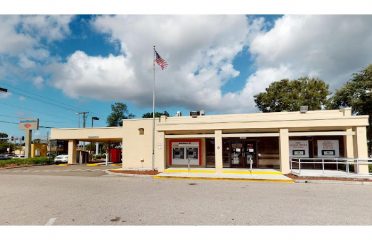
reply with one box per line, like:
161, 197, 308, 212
155, 168, 293, 183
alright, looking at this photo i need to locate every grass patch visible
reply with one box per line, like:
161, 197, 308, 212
0, 157, 53, 168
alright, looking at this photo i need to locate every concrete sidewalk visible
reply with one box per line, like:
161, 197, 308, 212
155, 168, 294, 183
291, 169, 372, 179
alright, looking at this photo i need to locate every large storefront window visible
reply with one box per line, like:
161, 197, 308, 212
170, 140, 201, 166
289, 137, 344, 159
289, 140, 310, 158
317, 140, 340, 157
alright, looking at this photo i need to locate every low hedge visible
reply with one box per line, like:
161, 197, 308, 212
0, 157, 53, 168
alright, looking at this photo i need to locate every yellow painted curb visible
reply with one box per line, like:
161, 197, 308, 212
164, 169, 282, 175
164, 169, 216, 174
86, 163, 99, 167
111, 164, 121, 166
57, 164, 68, 166
153, 175, 294, 183
222, 170, 282, 175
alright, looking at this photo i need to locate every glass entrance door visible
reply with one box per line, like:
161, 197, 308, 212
223, 138, 257, 168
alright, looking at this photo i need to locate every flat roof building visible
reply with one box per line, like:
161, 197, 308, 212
50, 108, 370, 174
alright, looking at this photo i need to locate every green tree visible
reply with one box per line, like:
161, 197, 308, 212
0, 132, 12, 153
327, 64, 372, 152
106, 102, 134, 127
0, 132, 8, 143
254, 77, 330, 112
142, 111, 170, 118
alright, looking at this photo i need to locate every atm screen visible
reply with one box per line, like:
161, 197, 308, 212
186, 147, 198, 160
173, 147, 185, 159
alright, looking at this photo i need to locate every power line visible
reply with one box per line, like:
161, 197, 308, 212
1, 84, 103, 123
9, 88, 80, 113
0, 113, 66, 124
0, 102, 76, 123
0, 120, 18, 125
0, 119, 53, 129
3, 84, 103, 118
77, 112, 89, 128
1, 83, 82, 113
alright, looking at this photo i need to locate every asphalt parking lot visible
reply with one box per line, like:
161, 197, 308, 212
0, 164, 121, 177
1, 165, 372, 225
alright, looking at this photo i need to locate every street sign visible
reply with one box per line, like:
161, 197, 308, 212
19, 118, 39, 130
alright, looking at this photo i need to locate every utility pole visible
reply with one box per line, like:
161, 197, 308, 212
82, 112, 88, 128
76, 112, 89, 163
76, 112, 89, 128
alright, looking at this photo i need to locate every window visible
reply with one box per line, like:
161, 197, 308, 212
138, 128, 144, 135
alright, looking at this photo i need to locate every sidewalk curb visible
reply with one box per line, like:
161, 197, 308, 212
0, 164, 51, 170
295, 179, 372, 185
104, 170, 153, 178
154, 175, 295, 183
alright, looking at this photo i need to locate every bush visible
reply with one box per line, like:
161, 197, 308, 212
93, 154, 106, 160
0, 157, 53, 168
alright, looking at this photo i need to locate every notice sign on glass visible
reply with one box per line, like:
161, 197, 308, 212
317, 140, 339, 157
289, 140, 309, 158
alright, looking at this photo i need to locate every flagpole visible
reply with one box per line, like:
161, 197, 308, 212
152, 46, 156, 170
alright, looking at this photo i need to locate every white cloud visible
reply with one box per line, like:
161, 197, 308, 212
219, 66, 294, 112
0, 15, 73, 85
51, 15, 372, 113
249, 15, 372, 90
0, 15, 72, 56
18, 15, 72, 42
0, 92, 11, 99
52, 51, 137, 99
0, 16, 33, 55
32, 76, 45, 89
53, 15, 256, 110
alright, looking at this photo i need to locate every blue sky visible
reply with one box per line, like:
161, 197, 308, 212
0, 15, 371, 139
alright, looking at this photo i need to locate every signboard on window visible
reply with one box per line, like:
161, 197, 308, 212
289, 140, 309, 158
171, 141, 200, 165
317, 140, 339, 157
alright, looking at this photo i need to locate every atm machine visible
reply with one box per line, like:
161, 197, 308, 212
230, 143, 243, 167
230, 141, 256, 168
245, 143, 256, 168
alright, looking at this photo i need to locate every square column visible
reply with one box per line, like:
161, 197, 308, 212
355, 127, 369, 174
24, 129, 32, 158
121, 138, 125, 168
155, 131, 165, 172
68, 140, 77, 164
214, 130, 223, 173
279, 128, 290, 174
344, 128, 354, 158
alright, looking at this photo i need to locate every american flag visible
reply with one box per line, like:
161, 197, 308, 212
154, 50, 168, 70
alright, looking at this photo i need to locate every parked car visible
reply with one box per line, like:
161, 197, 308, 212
54, 155, 68, 163
13, 154, 25, 158
0, 154, 11, 160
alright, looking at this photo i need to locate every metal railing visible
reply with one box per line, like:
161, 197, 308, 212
290, 157, 372, 176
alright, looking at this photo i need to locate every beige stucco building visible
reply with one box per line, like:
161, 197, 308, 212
50, 108, 370, 174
